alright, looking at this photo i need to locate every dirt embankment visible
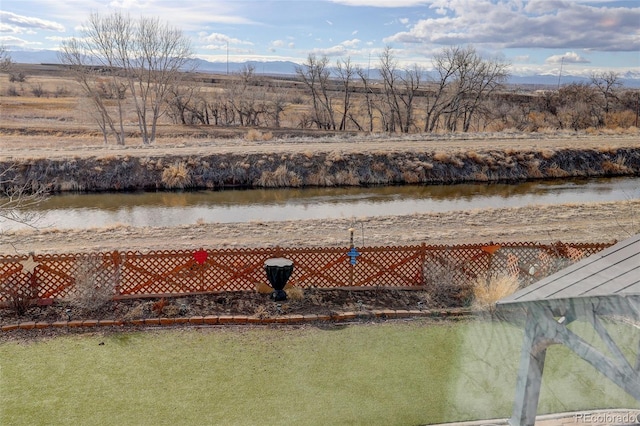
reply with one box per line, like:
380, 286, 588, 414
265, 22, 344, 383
2, 139, 640, 192
3, 199, 639, 256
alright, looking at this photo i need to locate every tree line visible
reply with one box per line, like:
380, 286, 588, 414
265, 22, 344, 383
3, 13, 638, 146
170, 46, 637, 136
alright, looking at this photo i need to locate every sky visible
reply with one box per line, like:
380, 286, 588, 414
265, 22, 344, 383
1, 0, 639, 77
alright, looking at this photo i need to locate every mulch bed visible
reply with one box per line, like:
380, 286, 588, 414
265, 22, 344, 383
1, 287, 460, 330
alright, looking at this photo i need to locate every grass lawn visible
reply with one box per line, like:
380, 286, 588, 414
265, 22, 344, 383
1, 319, 638, 425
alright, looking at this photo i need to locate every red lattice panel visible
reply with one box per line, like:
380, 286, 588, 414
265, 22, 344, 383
0, 254, 33, 303
120, 250, 201, 295
356, 245, 425, 287
31, 253, 77, 299
277, 247, 350, 288
0, 242, 615, 302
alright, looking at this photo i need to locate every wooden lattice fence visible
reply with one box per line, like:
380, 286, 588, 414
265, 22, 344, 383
0, 241, 613, 304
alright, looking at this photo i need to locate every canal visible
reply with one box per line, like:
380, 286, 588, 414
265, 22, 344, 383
2, 177, 638, 231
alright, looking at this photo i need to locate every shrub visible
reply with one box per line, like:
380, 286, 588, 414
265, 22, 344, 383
256, 165, 301, 187
605, 111, 636, 129
472, 274, 519, 313
4, 285, 32, 316
423, 256, 474, 308
31, 83, 46, 98
6, 84, 19, 96
8, 72, 26, 82
306, 167, 335, 186
162, 161, 191, 189
602, 156, 631, 174
245, 129, 263, 141
67, 253, 120, 315
285, 286, 304, 301
255, 282, 272, 294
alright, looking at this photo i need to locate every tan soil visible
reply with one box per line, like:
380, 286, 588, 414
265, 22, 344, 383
2, 199, 638, 256
2, 131, 639, 160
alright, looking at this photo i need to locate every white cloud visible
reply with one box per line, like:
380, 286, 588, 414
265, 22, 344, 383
201, 32, 253, 47
384, 0, 640, 52
108, 0, 147, 8
0, 11, 65, 33
546, 51, 590, 64
311, 44, 348, 57
341, 38, 361, 48
329, 0, 429, 6
512, 55, 531, 63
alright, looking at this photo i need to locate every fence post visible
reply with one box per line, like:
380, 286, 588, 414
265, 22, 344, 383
420, 243, 426, 285
349, 228, 355, 287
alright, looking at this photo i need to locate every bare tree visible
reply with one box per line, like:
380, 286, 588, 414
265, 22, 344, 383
264, 81, 288, 128
425, 45, 464, 132
1, 165, 48, 231
399, 64, 422, 133
591, 71, 622, 123
591, 71, 621, 111
166, 82, 208, 125
0, 45, 12, 73
226, 64, 269, 126
356, 66, 375, 132
60, 37, 128, 144
378, 46, 403, 132
335, 57, 356, 131
556, 83, 600, 130
295, 54, 336, 130
425, 45, 509, 132
132, 16, 195, 143
59, 12, 195, 145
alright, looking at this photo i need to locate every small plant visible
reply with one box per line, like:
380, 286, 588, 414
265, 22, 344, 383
423, 256, 474, 308
256, 165, 301, 187
5, 286, 32, 316
472, 274, 519, 313
152, 298, 167, 316
161, 161, 191, 189
8, 72, 26, 82
285, 286, 304, 301
255, 282, 273, 294
67, 253, 120, 315
31, 83, 46, 98
6, 84, 19, 96
161, 303, 181, 317
245, 129, 263, 141
252, 305, 269, 319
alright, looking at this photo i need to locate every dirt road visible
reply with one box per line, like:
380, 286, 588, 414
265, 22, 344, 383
2, 132, 639, 160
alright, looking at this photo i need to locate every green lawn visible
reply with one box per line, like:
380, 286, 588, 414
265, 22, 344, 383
1, 319, 638, 426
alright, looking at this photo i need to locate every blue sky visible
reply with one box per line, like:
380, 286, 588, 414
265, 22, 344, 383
1, 0, 639, 77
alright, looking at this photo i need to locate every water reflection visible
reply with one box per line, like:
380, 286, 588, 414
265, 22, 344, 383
2, 177, 638, 231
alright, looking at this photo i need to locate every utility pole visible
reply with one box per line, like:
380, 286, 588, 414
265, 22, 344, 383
635, 91, 640, 129
557, 56, 564, 89
226, 41, 229, 75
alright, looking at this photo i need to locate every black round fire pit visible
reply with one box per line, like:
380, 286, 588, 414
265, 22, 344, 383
264, 258, 294, 301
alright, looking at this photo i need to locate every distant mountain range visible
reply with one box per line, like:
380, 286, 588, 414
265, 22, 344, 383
7, 49, 640, 88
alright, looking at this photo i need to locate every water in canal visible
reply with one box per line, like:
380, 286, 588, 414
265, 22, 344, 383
2, 177, 638, 231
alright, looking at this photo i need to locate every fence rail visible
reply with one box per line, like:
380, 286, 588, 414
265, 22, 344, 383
0, 241, 613, 303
